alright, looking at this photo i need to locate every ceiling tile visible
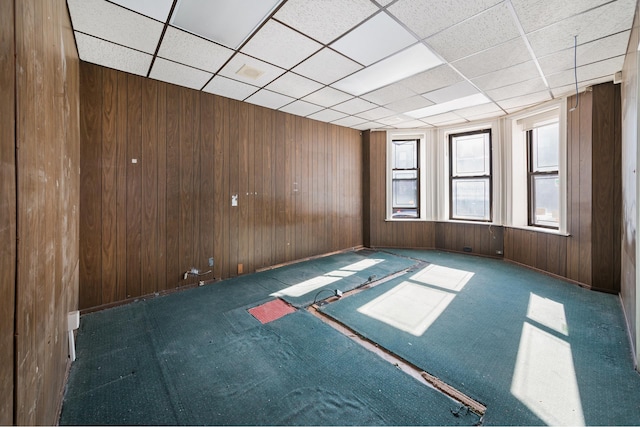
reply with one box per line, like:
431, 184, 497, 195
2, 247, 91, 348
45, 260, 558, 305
245, 89, 295, 110
425, 2, 521, 62
511, 0, 612, 33
537, 31, 631, 76
149, 58, 213, 89
170, 0, 281, 49
388, 0, 503, 39
357, 106, 395, 121
279, 100, 325, 117
307, 109, 348, 123
423, 81, 479, 104
218, 53, 286, 87
109, 0, 174, 22
352, 121, 385, 131
408, 93, 491, 118
331, 12, 418, 66
158, 27, 234, 73
497, 91, 552, 112
422, 112, 467, 126
400, 64, 464, 94
241, 20, 322, 69
546, 56, 624, 89
74, 32, 152, 76
265, 72, 324, 99
202, 76, 258, 101
67, 0, 164, 53
332, 115, 369, 128
385, 96, 434, 113
396, 119, 433, 129
332, 98, 378, 115
551, 76, 613, 98
485, 78, 549, 101
377, 114, 415, 126
302, 87, 353, 108
361, 82, 416, 105
332, 43, 442, 96
292, 48, 363, 85
452, 37, 532, 79
274, 0, 378, 44
455, 102, 504, 120
472, 61, 541, 92
527, 0, 636, 58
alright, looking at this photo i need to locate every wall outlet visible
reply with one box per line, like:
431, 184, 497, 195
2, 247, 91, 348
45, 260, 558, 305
496, 250, 504, 255
463, 246, 472, 252
208, 257, 214, 267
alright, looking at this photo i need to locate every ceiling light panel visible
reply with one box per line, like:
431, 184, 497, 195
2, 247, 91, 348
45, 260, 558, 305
149, 58, 212, 90
67, 0, 164, 53
400, 64, 464, 95
109, 0, 174, 22
422, 112, 467, 126
537, 31, 631, 76
279, 100, 325, 117
471, 61, 541, 92
274, 0, 378, 44
302, 87, 353, 108
241, 20, 322, 69
423, 81, 479, 104
158, 27, 234, 73
511, 0, 611, 33
202, 76, 258, 101
388, 0, 503, 40
292, 48, 363, 85
218, 53, 285, 87
331, 12, 418, 66
385, 96, 434, 113
332, 44, 443, 96
265, 72, 323, 99
407, 93, 491, 118
307, 109, 347, 123
245, 89, 295, 110
425, 2, 521, 62
454, 102, 503, 120
74, 32, 152, 76
170, 0, 282, 49
333, 98, 378, 115
452, 37, 532, 79
527, 0, 635, 58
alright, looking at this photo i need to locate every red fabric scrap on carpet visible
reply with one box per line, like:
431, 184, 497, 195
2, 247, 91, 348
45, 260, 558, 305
248, 299, 297, 324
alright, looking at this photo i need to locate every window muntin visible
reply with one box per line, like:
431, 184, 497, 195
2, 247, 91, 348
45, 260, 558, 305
391, 139, 419, 218
449, 130, 492, 221
528, 122, 559, 228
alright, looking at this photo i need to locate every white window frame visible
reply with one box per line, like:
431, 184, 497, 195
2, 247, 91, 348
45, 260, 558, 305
504, 99, 568, 235
385, 130, 434, 221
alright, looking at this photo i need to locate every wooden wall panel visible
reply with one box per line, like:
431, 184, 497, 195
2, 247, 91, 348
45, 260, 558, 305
0, 0, 16, 423
79, 64, 363, 310
14, 0, 80, 424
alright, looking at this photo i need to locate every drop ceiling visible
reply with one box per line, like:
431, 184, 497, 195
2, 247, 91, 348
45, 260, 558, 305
67, 0, 635, 130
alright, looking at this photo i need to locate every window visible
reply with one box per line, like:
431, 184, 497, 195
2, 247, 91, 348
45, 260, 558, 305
391, 139, 419, 218
527, 122, 560, 228
449, 130, 492, 221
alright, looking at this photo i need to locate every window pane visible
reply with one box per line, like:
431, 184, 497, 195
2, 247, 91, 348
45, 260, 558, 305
532, 123, 559, 172
452, 133, 490, 176
532, 174, 559, 227
393, 170, 417, 180
392, 208, 418, 218
452, 178, 490, 220
393, 179, 417, 208
393, 140, 417, 169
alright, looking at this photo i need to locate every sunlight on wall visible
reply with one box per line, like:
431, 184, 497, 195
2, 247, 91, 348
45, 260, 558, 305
271, 259, 383, 298
357, 264, 473, 336
511, 295, 584, 426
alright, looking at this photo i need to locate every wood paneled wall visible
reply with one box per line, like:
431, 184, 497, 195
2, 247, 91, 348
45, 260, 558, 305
0, 0, 16, 423
505, 83, 621, 292
79, 63, 363, 310
10, 0, 80, 424
435, 222, 504, 257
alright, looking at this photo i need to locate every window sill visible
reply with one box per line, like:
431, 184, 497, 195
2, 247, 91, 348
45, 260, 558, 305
506, 224, 570, 236
385, 218, 429, 222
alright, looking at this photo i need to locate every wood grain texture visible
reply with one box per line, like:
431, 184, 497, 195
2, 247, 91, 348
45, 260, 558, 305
14, 0, 80, 424
0, 0, 16, 423
79, 65, 363, 310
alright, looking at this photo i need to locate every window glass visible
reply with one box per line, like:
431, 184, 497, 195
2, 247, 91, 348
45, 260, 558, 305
532, 123, 559, 172
449, 130, 491, 222
528, 122, 559, 228
391, 139, 419, 218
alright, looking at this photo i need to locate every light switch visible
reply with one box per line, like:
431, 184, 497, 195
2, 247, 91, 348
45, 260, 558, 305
232, 194, 238, 206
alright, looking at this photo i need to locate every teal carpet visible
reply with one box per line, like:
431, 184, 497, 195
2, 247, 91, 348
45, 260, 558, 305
321, 249, 640, 426
60, 250, 476, 425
